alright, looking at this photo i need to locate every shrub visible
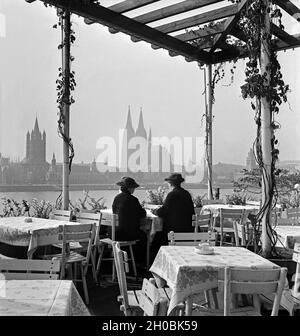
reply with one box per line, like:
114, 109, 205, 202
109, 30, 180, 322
225, 192, 246, 205
146, 186, 168, 205
193, 195, 205, 208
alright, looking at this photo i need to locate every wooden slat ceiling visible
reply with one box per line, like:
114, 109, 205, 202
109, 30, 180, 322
25, 0, 300, 64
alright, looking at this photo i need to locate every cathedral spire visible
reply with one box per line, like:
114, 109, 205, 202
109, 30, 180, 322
136, 107, 147, 139
34, 116, 40, 133
125, 105, 135, 138
148, 128, 152, 142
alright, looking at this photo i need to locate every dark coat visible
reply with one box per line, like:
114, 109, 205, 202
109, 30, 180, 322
112, 191, 146, 241
156, 186, 195, 237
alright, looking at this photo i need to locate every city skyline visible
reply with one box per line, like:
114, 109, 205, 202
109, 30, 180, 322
0, 0, 299, 166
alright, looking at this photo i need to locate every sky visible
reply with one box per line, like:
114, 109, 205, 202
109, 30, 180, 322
0, 0, 299, 166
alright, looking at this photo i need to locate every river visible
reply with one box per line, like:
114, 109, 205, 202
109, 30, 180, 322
0, 188, 233, 209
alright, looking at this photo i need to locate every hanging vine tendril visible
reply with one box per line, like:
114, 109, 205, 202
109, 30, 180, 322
54, 9, 76, 173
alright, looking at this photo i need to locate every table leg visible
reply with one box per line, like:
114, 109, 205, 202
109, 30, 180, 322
185, 297, 193, 316
146, 231, 150, 270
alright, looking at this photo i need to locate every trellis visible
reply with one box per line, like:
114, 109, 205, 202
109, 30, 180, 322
25, 0, 300, 256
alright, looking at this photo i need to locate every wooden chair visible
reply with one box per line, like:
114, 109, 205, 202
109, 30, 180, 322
214, 209, 245, 246
287, 208, 300, 225
233, 221, 254, 247
193, 266, 287, 316
192, 213, 212, 232
96, 212, 137, 282
275, 218, 296, 226
168, 231, 216, 246
51, 209, 72, 221
202, 199, 225, 205
51, 209, 82, 251
76, 211, 102, 283
280, 242, 300, 315
44, 223, 96, 304
112, 242, 184, 316
0, 259, 60, 280
168, 230, 217, 310
139, 278, 169, 316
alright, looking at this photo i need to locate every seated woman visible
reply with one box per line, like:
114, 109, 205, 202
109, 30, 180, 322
151, 173, 195, 257
112, 176, 147, 265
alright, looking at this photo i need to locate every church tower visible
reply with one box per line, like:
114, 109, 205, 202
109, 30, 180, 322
246, 148, 257, 171
26, 131, 30, 161
135, 107, 147, 139
125, 106, 135, 141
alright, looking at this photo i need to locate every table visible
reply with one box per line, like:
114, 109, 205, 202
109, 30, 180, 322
201, 204, 260, 217
0, 280, 90, 316
101, 209, 163, 269
150, 246, 279, 315
274, 225, 300, 249
0, 217, 75, 258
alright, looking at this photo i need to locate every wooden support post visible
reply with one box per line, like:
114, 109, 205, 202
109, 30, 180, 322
205, 64, 213, 200
260, 0, 273, 256
61, 10, 71, 210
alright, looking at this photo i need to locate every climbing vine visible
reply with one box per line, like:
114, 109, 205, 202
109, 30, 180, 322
235, 0, 289, 256
54, 9, 76, 172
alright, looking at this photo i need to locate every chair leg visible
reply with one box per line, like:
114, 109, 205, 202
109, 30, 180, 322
128, 245, 137, 279
112, 259, 116, 282
204, 290, 211, 308
81, 263, 89, 305
96, 244, 105, 277
74, 262, 77, 282
90, 247, 98, 283
211, 288, 219, 309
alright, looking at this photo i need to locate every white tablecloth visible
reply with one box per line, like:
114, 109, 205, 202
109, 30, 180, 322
0, 217, 75, 258
150, 246, 279, 314
274, 225, 300, 249
201, 204, 259, 217
0, 280, 90, 316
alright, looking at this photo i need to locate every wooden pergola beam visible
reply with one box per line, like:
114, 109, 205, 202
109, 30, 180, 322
29, 0, 211, 63
132, 0, 224, 24
174, 21, 226, 42
212, 32, 300, 63
155, 4, 239, 34
274, 0, 300, 22
271, 22, 300, 45
109, 0, 160, 13
85, 0, 161, 24
210, 0, 248, 53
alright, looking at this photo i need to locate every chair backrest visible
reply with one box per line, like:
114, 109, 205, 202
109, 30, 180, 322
292, 242, 300, 296
246, 200, 260, 206
192, 213, 212, 232
202, 199, 225, 205
0, 259, 60, 280
232, 222, 254, 247
276, 218, 296, 226
58, 223, 96, 278
100, 211, 119, 241
52, 209, 72, 221
112, 241, 131, 315
287, 208, 300, 223
139, 278, 168, 316
218, 266, 287, 316
76, 211, 102, 244
168, 231, 216, 246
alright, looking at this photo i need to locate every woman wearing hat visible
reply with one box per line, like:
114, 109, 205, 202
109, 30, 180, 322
112, 177, 147, 264
151, 173, 195, 256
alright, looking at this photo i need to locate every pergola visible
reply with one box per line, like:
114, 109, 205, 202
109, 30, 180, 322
25, 0, 300, 255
